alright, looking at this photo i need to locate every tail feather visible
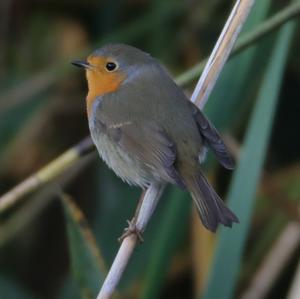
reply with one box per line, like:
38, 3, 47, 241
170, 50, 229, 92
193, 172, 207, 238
187, 172, 239, 232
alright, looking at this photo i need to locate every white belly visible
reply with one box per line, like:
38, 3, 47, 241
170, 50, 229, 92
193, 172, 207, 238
90, 130, 153, 188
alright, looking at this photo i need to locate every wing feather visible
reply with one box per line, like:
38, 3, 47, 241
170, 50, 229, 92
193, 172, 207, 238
188, 101, 235, 169
92, 99, 185, 188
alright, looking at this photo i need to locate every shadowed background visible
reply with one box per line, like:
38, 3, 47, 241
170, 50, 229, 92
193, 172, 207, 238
0, 0, 300, 299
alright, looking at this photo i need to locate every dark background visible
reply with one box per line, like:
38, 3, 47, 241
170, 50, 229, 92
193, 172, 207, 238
0, 1, 299, 299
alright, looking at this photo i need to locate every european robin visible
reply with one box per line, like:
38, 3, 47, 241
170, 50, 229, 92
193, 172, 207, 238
72, 44, 238, 232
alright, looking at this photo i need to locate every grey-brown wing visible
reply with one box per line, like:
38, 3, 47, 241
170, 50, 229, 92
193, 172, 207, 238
92, 101, 185, 188
114, 122, 185, 187
188, 101, 235, 169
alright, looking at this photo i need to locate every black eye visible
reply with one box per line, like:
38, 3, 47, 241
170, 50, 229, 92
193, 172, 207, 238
105, 62, 117, 71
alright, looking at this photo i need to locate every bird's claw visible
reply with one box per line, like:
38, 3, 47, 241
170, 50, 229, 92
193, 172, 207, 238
118, 218, 144, 243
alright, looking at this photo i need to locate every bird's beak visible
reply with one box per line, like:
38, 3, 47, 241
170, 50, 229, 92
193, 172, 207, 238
71, 60, 91, 69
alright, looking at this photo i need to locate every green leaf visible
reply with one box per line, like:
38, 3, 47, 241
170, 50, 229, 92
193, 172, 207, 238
62, 193, 106, 299
203, 21, 296, 299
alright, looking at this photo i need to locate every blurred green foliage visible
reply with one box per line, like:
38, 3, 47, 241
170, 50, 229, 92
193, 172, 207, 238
62, 193, 106, 298
204, 19, 296, 299
0, 1, 300, 299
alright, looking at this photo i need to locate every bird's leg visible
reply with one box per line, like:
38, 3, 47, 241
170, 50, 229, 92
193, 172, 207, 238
118, 190, 146, 243
118, 218, 144, 243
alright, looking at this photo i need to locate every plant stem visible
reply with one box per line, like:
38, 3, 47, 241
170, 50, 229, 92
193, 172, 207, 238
97, 183, 164, 299
176, 1, 300, 86
0, 137, 94, 212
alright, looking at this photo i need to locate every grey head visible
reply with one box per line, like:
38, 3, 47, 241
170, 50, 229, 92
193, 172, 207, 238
91, 44, 156, 67
92, 44, 171, 84
71, 43, 169, 84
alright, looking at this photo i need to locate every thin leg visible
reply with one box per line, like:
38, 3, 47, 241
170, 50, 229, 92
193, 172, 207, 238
118, 190, 146, 243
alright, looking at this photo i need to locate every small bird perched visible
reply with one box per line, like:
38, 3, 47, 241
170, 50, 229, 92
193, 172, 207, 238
72, 44, 238, 232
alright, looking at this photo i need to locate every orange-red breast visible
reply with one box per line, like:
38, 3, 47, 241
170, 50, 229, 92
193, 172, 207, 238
72, 44, 238, 232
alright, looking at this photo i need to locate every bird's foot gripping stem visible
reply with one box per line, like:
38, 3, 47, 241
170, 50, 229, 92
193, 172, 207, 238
118, 218, 144, 243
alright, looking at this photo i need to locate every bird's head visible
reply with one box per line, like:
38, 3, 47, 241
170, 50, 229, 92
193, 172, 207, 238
72, 44, 154, 114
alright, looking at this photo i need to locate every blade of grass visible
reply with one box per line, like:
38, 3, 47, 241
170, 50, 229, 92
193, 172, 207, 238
61, 193, 106, 299
202, 21, 296, 299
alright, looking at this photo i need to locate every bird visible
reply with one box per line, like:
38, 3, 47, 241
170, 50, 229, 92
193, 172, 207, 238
72, 43, 239, 232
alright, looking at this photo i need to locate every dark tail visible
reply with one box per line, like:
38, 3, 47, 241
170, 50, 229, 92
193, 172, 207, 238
186, 171, 239, 232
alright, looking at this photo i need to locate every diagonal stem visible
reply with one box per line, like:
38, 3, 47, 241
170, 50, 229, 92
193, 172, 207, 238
191, 0, 255, 108
176, 0, 300, 86
97, 183, 165, 299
